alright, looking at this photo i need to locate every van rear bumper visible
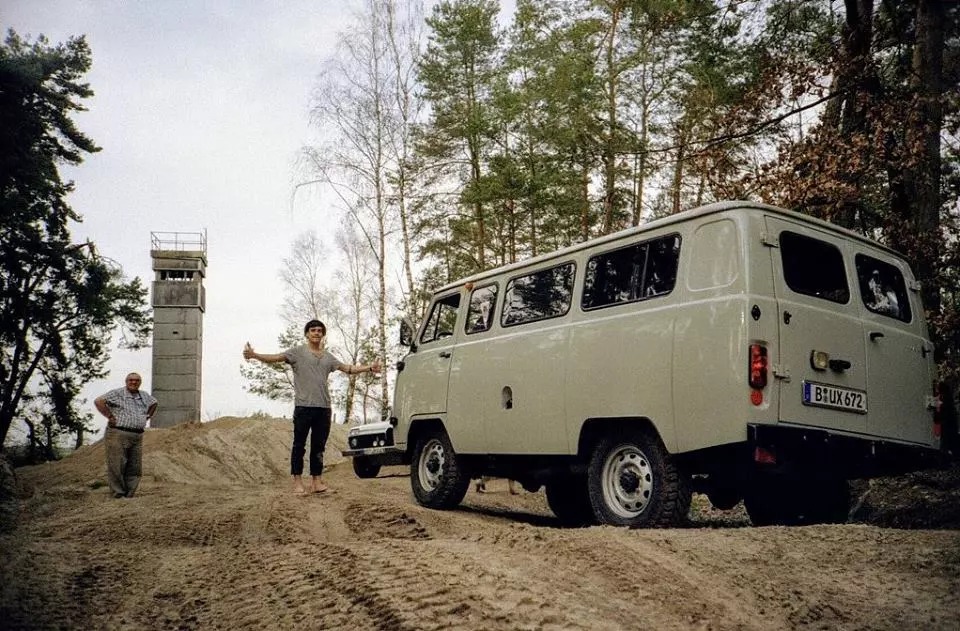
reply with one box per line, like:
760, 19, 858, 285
747, 423, 949, 477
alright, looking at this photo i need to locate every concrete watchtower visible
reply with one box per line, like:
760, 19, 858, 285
150, 231, 207, 428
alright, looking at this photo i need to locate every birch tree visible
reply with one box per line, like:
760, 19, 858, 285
302, 0, 429, 416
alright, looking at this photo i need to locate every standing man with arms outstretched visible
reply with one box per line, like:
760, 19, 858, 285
94, 373, 158, 499
243, 319, 381, 495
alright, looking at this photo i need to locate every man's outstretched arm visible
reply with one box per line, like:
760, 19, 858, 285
243, 342, 287, 364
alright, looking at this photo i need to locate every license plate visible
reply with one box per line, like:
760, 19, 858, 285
802, 381, 867, 414
363, 446, 388, 455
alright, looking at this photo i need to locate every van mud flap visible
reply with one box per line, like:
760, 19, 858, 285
747, 424, 948, 478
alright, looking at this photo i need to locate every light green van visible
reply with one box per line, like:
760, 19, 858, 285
344, 201, 953, 527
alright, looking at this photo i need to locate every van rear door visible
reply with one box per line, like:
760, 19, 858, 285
852, 251, 936, 445
765, 216, 867, 435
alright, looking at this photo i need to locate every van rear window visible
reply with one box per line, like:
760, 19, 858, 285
582, 235, 680, 310
855, 254, 912, 322
502, 262, 575, 327
779, 231, 849, 304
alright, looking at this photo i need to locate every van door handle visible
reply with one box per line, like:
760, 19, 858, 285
829, 358, 851, 372
869, 331, 884, 341
439, 351, 451, 358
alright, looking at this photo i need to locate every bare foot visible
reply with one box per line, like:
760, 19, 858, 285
292, 475, 307, 495
312, 483, 328, 494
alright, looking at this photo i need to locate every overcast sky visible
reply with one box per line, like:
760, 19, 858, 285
4, 1, 394, 437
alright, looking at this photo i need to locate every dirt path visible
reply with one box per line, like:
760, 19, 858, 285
1, 419, 958, 630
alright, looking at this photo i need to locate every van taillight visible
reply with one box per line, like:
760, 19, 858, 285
749, 344, 768, 390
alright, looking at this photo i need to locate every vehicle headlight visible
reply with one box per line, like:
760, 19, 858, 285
350, 438, 357, 447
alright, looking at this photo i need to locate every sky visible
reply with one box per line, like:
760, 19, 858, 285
4, 1, 376, 438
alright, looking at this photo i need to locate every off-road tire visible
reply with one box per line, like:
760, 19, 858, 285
545, 474, 595, 527
410, 430, 470, 509
352, 456, 382, 479
586, 428, 691, 528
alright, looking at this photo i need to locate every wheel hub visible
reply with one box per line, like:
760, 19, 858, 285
619, 469, 640, 493
419, 440, 445, 491
603, 446, 654, 519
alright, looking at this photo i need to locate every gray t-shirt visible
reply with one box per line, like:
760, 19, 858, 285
283, 345, 342, 408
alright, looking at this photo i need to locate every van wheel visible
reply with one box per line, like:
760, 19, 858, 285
545, 474, 595, 527
352, 456, 381, 479
410, 430, 470, 509
586, 429, 690, 528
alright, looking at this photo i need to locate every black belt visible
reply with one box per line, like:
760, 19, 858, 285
113, 426, 144, 434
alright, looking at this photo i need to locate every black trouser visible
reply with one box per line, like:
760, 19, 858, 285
291, 406, 331, 476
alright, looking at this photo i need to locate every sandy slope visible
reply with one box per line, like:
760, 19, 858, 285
1, 418, 958, 631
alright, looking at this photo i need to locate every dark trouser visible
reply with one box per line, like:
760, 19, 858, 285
291, 406, 331, 476
105, 427, 144, 497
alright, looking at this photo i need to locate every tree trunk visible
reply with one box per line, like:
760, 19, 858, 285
837, 0, 876, 229
602, 5, 620, 235
671, 134, 685, 215
908, 0, 944, 318
580, 163, 591, 242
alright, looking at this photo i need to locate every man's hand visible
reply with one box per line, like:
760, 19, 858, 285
243, 342, 255, 361
371, 359, 382, 374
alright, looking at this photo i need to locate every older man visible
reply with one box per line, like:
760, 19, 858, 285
94, 373, 158, 498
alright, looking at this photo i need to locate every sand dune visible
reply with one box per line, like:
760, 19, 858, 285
1, 417, 958, 630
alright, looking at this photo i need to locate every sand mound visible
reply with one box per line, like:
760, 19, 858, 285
17, 417, 349, 491
10, 416, 960, 529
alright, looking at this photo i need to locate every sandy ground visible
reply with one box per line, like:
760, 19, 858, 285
1, 417, 958, 631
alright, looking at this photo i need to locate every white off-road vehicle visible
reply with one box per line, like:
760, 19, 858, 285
344, 201, 956, 527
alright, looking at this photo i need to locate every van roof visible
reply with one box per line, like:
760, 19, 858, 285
435, 200, 904, 294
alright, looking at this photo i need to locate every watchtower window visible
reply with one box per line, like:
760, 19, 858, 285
160, 270, 195, 281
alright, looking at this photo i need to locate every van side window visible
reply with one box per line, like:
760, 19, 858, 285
420, 293, 460, 343
779, 231, 849, 303
855, 254, 912, 322
582, 235, 680, 310
465, 284, 498, 334
502, 262, 575, 327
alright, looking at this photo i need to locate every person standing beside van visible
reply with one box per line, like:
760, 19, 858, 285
243, 319, 381, 495
94, 373, 158, 499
